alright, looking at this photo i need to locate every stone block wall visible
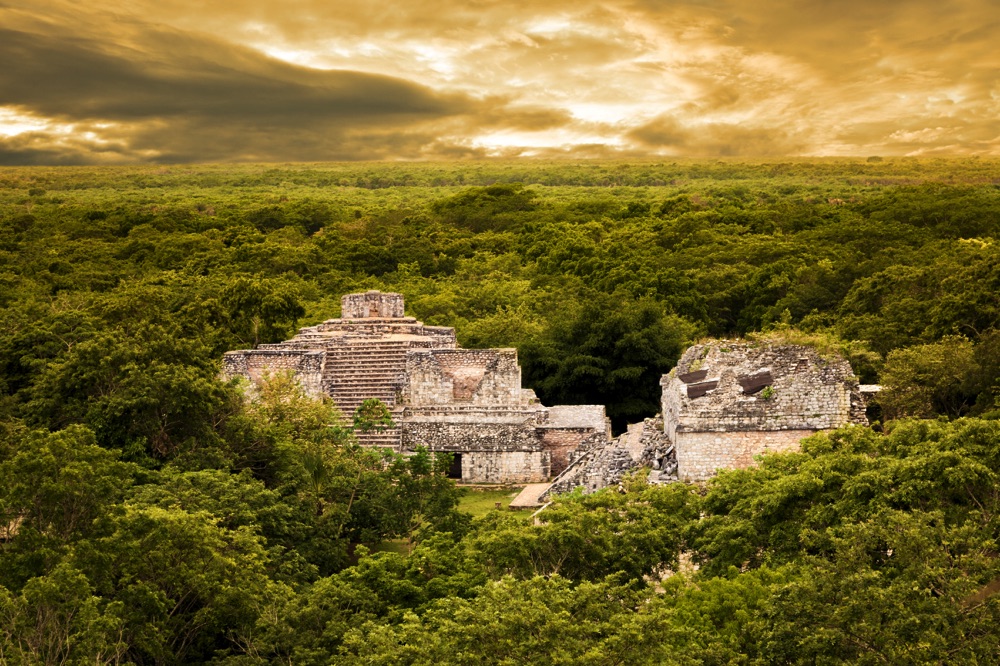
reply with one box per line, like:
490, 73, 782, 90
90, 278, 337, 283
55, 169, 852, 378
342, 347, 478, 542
402, 413, 552, 483
403, 349, 523, 406
401, 417, 544, 453
340, 291, 405, 319
674, 429, 817, 481
222, 349, 325, 398
461, 451, 550, 484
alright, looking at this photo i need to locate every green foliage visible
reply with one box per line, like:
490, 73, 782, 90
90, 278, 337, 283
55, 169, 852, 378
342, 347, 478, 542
880, 336, 980, 419
522, 292, 699, 430
430, 183, 537, 232
0, 563, 128, 666
0, 425, 137, 588
353, 398, 396, 433
3, 161, 1000, 663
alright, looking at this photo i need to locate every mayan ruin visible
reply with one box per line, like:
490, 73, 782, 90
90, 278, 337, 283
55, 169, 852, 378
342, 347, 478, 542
222, 290, 610, 484
223, 291, 875, 494
661, 340, 869, 481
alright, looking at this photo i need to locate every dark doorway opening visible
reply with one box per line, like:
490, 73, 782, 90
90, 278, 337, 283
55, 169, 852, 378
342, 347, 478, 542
447, 453, 463, 480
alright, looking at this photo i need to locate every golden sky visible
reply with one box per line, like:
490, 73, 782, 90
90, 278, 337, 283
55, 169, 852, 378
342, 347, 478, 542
2, 0, 998, 163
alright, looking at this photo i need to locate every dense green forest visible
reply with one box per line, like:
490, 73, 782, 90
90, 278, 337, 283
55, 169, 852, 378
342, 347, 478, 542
1, 159, 1000, 664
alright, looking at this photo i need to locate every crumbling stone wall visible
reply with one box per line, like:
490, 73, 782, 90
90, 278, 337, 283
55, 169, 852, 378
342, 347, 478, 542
403, 349, 525, 405
662, 341, 867, 481
222, 349, 325, 398
542, 417, 672, 499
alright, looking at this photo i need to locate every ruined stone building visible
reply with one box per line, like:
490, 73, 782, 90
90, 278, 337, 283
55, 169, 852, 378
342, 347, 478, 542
534, 339, 869, 503
222, 291, 609, 484
661, 340, 868, 481
224, 294, 868, 495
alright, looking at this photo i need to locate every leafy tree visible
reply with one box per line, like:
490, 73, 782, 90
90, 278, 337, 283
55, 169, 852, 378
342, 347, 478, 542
0, 563, 128, 666
353, 398, 396, 433
523, 292, 699, 430
431, 184, 537, 232
72, 505, 275, 665
0, 425, 136, 588
879, 336, 979, 419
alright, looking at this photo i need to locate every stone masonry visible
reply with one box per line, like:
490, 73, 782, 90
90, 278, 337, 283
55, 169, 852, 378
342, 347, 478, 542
661, 340, 868, 481
540, 339, 869, 498
222, 291, 609, 483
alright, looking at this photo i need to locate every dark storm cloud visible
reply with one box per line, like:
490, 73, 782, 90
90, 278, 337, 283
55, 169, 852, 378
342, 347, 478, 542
627, 115, 804, 157
0, 5, 487, 161
0, 28, 460, 122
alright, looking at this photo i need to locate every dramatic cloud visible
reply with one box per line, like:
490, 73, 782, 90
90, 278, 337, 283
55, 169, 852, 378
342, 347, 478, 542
1, 0, 998, 162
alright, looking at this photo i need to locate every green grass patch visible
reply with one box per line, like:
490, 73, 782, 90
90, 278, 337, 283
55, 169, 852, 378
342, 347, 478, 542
458, 487, 528, 518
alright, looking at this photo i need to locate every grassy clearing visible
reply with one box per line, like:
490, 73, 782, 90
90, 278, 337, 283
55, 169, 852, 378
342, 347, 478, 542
458, 487, 530, 519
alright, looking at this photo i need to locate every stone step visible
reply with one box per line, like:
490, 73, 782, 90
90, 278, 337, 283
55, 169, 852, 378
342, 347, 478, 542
332, 398, 398, 407
326, 358, 406, 365
334, 395, 396, 401
326, 377, 402, 388
355, 431, 403, 445
334, 352, 408, 356
509, 483, 553, 510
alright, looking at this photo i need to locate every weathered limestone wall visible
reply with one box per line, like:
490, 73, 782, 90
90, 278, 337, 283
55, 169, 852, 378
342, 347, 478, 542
222, 349, 325, 398
674, 430, 817, 482
403, 349, 523, 406
402, 412, 551, 482
661, 341, 867, 481
543, 405, 609, 431
462, 451, 550, 484
662, 342, 865, 441
340, 290, 405, 319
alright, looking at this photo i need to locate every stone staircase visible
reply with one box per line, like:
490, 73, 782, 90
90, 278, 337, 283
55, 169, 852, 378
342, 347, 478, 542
323, 338, 412, 449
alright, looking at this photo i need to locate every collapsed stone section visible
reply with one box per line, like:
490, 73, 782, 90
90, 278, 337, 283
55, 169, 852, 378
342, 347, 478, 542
662, 340, 867, 481
541, 417, 675, 501
222, 291, 609, 483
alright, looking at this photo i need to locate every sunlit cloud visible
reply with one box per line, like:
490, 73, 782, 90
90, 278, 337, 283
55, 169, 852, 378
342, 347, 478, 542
0, 108, 55, 137
2, 0, 999, 163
